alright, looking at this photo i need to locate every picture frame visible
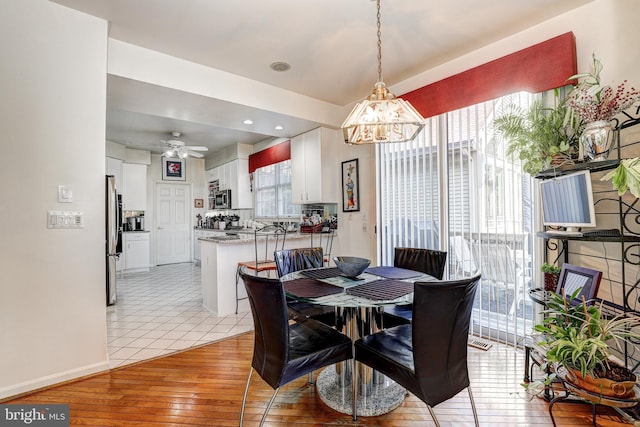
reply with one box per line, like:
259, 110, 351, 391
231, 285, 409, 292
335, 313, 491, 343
162, 157, 185, 181
342, 158, 360, 212
557, 263, 602, 306
194, 198, 204, 208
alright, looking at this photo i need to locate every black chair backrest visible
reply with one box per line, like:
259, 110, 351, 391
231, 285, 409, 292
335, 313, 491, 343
239, 269, 291, 388
274, 247, 323, 277
556, 263, 602, 305
411, 274, 481, 406
394, 247, 448, 280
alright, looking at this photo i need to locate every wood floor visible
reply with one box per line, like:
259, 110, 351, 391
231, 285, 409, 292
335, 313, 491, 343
4, 332, 632, 426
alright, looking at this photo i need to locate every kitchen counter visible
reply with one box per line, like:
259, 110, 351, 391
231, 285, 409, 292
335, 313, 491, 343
199, 232, 332, 316
199, 231, 311, 244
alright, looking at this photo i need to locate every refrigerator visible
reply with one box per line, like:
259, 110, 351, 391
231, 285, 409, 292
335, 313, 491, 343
106, 175, 123, 306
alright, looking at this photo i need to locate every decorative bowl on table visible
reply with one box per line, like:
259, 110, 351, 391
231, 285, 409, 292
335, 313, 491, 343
333, 256, 371, 278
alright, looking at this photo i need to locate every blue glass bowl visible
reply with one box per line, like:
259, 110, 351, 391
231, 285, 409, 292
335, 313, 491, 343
333, 256, 370, 278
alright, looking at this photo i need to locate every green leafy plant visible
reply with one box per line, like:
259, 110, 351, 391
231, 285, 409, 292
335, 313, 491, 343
601, 157, 640, 199
494, 95, 581, 175
535, 289, 640, 379
540, 263, 561, 274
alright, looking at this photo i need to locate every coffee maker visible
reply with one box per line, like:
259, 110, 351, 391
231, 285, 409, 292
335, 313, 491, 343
135, 215, 144, 230
126, 214, 145, 231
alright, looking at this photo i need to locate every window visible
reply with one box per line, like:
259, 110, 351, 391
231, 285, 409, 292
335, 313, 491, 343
377, 92, 538, 347
253, 159, 300, 219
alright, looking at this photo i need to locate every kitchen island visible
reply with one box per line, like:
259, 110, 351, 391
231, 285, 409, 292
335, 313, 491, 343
199, 231, 327, 316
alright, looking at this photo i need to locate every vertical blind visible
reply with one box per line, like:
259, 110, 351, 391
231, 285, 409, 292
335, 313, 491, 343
377, 92, 538, 347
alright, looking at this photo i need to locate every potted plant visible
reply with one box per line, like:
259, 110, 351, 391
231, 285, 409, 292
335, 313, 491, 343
494, 94, 581, 176
533, 289, 640, 397
565, 54, 640, 161
541, 263, 561, 292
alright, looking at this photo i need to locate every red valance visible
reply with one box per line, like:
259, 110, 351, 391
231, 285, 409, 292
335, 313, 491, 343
248, 140, 291, 173
401, 32, 577, 119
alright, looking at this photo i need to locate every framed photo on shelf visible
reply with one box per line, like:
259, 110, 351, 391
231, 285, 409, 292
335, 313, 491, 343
162, 157, 185, 181
194, 198, 204, 208
342, 158, 360, 212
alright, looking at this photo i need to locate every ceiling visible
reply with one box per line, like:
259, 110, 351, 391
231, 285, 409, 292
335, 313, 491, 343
52, 0, 592, 159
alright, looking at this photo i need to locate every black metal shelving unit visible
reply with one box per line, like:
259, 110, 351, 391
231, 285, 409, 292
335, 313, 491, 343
535, 108, 640, 372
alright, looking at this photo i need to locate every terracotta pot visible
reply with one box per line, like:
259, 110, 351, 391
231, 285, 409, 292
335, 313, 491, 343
543, 272, 559, 292
566, 367, 637, 398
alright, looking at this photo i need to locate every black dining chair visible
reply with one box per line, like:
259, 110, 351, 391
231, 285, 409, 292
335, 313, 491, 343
383, 247, 448, 326
273, 247, 337, 325
354, 274, 481, 426
239, 269, 352, 427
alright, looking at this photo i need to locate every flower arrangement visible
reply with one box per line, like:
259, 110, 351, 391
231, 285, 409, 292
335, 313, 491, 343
566, 54, 640, 123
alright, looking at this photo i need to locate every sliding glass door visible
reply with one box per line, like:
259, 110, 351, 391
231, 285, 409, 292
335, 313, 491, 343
377, 92, 538, 346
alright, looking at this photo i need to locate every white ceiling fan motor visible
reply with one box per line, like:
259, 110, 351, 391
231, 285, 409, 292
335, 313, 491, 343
162, 131, 208, 158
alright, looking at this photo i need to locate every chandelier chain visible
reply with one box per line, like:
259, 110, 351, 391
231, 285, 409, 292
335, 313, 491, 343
376, 0, 383, 83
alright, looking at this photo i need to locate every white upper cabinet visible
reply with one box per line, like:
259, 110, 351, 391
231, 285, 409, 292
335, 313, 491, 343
206, 159, 252, 209
106, 157, 123, 193
290, 127, 339, 204
122, 163, 147, 211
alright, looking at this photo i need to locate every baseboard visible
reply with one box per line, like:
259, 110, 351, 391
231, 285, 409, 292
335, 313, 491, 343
0, 361, 110, 401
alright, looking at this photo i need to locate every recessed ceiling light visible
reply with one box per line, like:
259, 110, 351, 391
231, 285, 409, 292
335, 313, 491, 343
270, 61, 291, 72
242, 119, 253, 125
274, 125, 284, 131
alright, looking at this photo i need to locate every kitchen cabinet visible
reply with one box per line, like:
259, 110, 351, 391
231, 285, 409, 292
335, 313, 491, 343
290, 127, 339, 204
193, 229, 226, 262
206, 159, 252, 209
122, 163, 147, 210
106, 157, 123, 193
123, 232, 150, 272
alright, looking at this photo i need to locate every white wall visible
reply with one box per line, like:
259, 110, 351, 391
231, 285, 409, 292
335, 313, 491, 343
333, 144, 377, 264
0, 0, 109, 398
393, 0, 640, 99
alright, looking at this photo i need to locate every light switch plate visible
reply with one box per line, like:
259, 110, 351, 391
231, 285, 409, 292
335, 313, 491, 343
58, 185, 73, 203
48, 211, 84, 228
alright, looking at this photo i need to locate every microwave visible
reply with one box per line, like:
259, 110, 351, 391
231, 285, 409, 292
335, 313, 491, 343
214, 189, 231, 209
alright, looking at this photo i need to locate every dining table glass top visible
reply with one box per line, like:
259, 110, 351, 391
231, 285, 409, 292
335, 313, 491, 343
281, 266, 437, 308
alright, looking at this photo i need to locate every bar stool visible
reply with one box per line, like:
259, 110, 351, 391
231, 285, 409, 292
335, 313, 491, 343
235, 224, 286, 314
308, 228, 335, 266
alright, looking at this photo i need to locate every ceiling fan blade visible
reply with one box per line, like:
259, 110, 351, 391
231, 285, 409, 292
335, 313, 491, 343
186, 150, 205, 158
186, 145, 208, 151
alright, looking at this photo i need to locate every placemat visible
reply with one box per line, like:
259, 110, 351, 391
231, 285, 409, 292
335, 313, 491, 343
365, 266, 422, 280
346, 279, 414, 301
284, 278, 343, 298
301, 267, 343, 280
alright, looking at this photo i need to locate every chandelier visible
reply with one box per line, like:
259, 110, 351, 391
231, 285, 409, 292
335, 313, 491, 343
341, 0, 424, 144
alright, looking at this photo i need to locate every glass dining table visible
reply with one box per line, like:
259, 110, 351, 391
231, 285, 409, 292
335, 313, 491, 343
281, 265, 437, 417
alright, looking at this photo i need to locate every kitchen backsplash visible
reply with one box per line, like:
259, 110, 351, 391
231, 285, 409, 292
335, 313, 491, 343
197, 203, 338, 230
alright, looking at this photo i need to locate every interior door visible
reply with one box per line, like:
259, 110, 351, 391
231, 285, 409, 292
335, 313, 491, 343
156, 182, 191, 265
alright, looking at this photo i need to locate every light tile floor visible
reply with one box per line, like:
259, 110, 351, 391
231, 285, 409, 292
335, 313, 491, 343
107, 262, 253, 368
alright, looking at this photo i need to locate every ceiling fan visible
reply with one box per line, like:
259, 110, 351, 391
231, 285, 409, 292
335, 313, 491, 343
161, 132, 208, 158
